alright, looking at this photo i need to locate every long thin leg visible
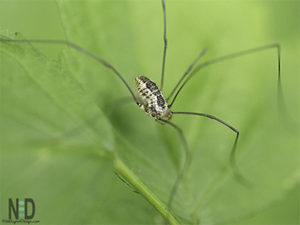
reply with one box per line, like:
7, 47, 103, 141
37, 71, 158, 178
165, 49, 207, 102
0, 38, 137, 103
168, 44, 281, 108
171, 111, 251, 187
159, 119, 191, 210
160, 0, 167, 91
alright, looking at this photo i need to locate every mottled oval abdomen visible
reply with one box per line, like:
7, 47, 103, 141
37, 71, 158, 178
135, 75, 172, 120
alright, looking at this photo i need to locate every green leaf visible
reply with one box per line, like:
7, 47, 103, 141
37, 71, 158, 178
1, 0, 299, 224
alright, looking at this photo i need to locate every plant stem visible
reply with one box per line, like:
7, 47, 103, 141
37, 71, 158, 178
114, 156, 180, 225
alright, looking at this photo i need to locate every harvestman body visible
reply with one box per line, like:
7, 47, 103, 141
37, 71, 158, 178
135, 75, 172, 120
0, 0, 283, 219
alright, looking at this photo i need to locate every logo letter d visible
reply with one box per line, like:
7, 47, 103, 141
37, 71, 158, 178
25, 198, 35, 219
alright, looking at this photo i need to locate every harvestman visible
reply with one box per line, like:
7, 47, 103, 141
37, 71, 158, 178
0, 0, 282, 212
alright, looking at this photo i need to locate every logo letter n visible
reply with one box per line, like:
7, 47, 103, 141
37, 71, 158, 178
8, 198, 18, 219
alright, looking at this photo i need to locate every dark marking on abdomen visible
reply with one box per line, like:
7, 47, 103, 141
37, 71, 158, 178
139, 76, 149, 83
157, 95, 165, 107
146, 81, 158, 91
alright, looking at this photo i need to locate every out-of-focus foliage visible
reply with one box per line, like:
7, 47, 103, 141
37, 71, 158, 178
0, 0, 299, 224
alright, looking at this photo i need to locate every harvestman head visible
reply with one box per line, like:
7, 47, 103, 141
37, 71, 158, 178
0, 0, 283, 216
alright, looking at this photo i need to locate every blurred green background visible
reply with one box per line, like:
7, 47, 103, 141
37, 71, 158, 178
0, 0, 299, 224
